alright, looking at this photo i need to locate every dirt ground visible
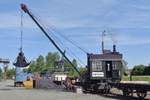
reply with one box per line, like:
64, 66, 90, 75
0, 80, 149, 100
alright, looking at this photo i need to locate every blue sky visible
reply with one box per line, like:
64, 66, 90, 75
0, 0, 150, 68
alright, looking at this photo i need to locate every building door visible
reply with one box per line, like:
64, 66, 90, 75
105, 61, 112, 78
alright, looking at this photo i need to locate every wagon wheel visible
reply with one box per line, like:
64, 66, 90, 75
105, 85, 111, 94
82, 88, 89, 93
136, 90, 147, 99
123, 88, 133, 97
123, 89, 129, 96
98, 85, 110, 94
101, 89, 106, 94
123, 90, 129, 96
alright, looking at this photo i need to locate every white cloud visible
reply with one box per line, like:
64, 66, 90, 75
117, 35, 150, 46
1, 0, 150, 47
1, 0, 150, 30
0, 13, 33, 28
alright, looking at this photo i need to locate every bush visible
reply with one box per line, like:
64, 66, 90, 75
131, 65, 145, 75
143, 66, 150, 75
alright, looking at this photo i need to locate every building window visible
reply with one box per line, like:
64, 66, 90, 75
92, 61, 102, 71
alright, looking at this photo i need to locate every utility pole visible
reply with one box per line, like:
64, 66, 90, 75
0, 58, 9, 80
3, 63, 8, 80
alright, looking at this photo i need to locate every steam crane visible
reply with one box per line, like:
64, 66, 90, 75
20, 4, 150, 99
20, 4, 81, 77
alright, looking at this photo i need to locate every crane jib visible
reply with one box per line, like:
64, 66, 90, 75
20, 3, 81, 76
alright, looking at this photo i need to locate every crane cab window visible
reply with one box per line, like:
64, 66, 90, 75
112, 63, 117, 70
112, 61, 122, 70
92, 61, 102, 71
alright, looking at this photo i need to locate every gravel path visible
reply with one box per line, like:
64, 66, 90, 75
0, 80, 149, 100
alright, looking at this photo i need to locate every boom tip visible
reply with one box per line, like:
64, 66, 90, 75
20, 3, 27, 13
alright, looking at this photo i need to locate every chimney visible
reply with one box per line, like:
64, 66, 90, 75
101, 30, 105, 54
113, 44, 116, 53
102, 41, 104, 53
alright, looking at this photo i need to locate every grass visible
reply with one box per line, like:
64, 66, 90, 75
122, 76, 150, 82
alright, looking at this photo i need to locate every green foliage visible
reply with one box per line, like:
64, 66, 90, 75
130, 64, 150, 76
79, 67, 87, 75
0, 68, 2, 80
36, 55, 45, 73
131, 65, 145, 75
7, 68, 15, 79
122, 76, 150, 82
143, 66, 150, 75
67, 59, 78, 77
28, 61, 36, 73
45, 52, 60, 73
26, 52, 60, 74
64, 59, 72, 72
25, 52, 81, 77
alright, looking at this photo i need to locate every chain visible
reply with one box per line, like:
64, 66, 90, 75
20, 9, 23, 51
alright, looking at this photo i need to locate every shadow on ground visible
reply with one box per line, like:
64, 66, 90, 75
0, 88, 12, 91
6, 85, 14, 87
99, 93, 150, 100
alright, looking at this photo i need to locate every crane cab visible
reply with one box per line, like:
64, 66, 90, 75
87, 45, 123, 83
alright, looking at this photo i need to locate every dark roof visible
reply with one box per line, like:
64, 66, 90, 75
88, 52, 122, 60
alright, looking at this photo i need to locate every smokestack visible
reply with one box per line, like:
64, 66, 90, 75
102, 30, 105, 54
113, 44, 116, 53
102, 41, 104, 53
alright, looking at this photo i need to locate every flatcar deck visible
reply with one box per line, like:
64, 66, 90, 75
110, 82, 150, 99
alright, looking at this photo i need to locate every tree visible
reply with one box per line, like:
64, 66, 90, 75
7, 68, 15, 79
79, 67, 87, 75
25, 52, 61, 74
26, 55, 45, 74
36, 55, 45, 73
23, 52, 80, 77
45, 52, 60, 73
64, 59, 71, 72
67, 59, 79, 77
131, 65, 145, 75
143, 66, 150, 75
0, 68, 2, 80
29, 61, 36, 73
